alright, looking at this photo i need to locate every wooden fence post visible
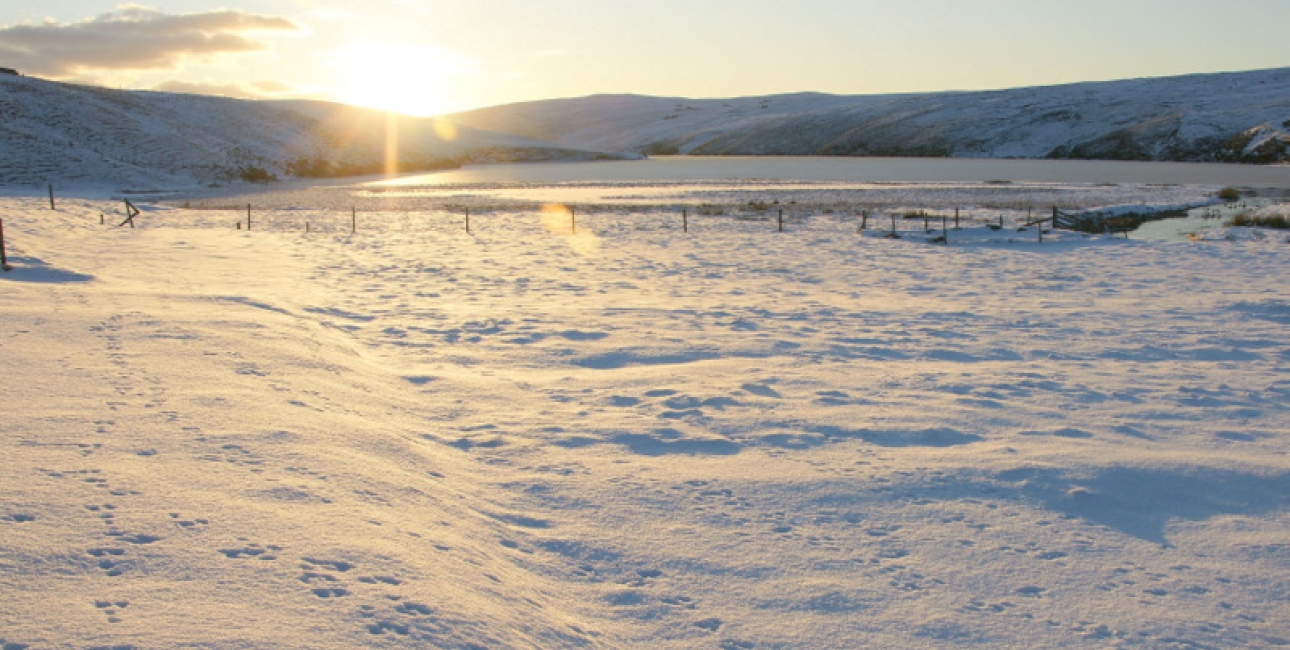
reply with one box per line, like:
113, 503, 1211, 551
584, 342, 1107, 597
352, 207, 357, 234
683, 208, 688, 233
571, 207, 576, 234
119, 199, 139, 228
465, 208, 471, 234
859, 209, 869, 231
942, 214, 948, 245
1, 218, 11, 271
954, 207, 960, 229
247, 204, 252, 231
778, 209, 784, 233
48, 184, 55, 210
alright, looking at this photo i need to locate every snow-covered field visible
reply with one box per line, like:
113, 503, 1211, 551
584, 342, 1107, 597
2, 179, 1288, 649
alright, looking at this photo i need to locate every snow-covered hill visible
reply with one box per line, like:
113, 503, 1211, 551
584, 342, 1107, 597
447, 68, 1290, 162
5, 67, 1287, 193
0, 75, 622, 191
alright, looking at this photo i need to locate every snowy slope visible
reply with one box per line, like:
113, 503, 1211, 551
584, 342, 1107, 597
0, 75, 621, 191
2, 178, 1289, 648
447, 68, 1290, 162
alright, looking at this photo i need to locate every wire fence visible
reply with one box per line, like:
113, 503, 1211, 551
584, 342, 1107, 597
148, 203, 1059, 243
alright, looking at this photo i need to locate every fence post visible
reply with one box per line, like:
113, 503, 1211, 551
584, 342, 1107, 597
465, 208, 471, 234
48, 184, 55, 210
923, 210, 929, 231
683, 208, 688, 233
247, 204, 252, 231
778, 209, 784, 233
352, 207, 357, 234
1, 218, 10, 271
954, 207, 960, 229
571, 207, 576, 234
119, 199, 139, 228
859, 210, 869, 231
942, 214, 948, 245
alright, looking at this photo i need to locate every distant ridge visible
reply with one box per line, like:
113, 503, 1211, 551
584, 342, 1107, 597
0, 75, 625, 190
446, 68, 1290, 164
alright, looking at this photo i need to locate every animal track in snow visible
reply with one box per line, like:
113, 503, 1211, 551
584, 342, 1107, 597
693, 617, 723, 632
93, 599, 130, 623
310, 587, 350, 598
197, 442, 265, 471
85, 545, 133, 577
115, 533, 162, 545
168, 512, 210, 530
357, 575, 403, 586
219, 543, 281, 560
301, 557, 355, 572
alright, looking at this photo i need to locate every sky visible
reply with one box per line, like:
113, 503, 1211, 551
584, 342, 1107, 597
1, 1, 1288, 117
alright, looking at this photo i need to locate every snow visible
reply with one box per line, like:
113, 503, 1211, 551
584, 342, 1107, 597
0, 75, 619, 191
447, 68, 1290, 162
2, 177, 1289, 649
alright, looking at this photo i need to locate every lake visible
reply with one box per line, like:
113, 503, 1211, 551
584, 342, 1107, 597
370, 156, 1290, 188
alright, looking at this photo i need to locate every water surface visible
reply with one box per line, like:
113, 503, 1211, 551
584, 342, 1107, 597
371, 156, 1290, 188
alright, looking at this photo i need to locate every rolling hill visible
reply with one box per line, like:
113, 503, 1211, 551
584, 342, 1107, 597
0, 74, 622, 191
447, 67, 1290, 163
4, 67, 1288, 193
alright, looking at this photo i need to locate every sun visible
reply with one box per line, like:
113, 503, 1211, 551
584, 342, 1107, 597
329, 43, 472, 117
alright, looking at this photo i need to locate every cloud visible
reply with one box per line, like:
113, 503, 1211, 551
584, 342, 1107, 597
0, 6, 300, 77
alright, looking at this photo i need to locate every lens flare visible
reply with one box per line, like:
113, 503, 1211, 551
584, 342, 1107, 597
540, 204, 599, 256
384, 112, 399, 176
432, 118, 459, 142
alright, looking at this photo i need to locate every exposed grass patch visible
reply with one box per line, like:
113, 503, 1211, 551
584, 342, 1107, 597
1229, 213, 1290, 229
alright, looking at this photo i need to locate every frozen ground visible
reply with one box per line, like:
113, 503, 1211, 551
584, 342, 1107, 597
1, 181, 1288, 649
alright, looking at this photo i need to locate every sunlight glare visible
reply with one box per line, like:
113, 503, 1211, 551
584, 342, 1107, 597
329, 43, 472, 117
